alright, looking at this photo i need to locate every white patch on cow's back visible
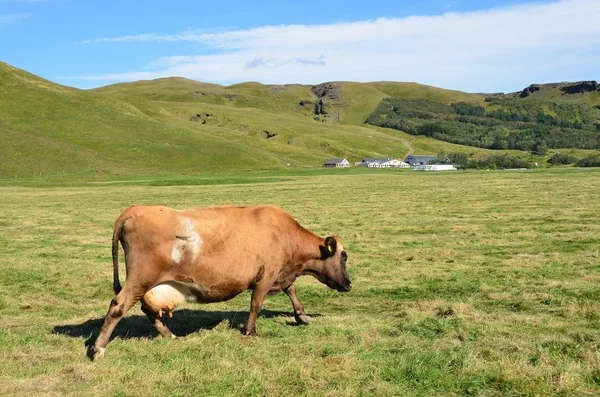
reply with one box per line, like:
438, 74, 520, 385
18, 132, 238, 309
171, 216, 202, 264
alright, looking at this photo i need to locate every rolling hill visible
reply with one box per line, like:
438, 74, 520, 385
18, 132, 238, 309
366, 96, 600, 152
1, 60, 598, 178
503, 81, 600, 106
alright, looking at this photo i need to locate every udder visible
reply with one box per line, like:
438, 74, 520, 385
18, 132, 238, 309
143, 281, 198, 317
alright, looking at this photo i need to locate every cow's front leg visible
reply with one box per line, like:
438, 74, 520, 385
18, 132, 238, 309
88, 283, 145, 360
284, 284, 309, 325
245, 284, 270, 336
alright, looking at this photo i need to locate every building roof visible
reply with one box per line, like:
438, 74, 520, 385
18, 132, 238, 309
323, 158, 347, 165
413, 164, 457, 171
361, 157, 390, 164
406, 155, 436, 161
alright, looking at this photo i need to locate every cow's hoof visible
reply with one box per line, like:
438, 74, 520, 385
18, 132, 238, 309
295, 314, 310, 325
87, 346, 105, 361
245, 330, 258, 337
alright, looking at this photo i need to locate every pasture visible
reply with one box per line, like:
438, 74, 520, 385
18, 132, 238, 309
0, 168, 599, 396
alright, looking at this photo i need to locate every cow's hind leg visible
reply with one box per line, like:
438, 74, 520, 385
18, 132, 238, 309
88, 284, 145, 361
284, 284, 309, 325
141, 302, 176, 339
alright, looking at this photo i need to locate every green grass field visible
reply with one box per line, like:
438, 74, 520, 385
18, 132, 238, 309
1, 168, 599, 396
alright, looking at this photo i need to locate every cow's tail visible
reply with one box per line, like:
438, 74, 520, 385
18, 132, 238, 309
112, 217, 129, 295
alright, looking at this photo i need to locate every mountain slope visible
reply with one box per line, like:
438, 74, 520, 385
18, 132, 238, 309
504, 81, 600, 106
91, 77, 503, 163
3, 62, 453, 178
370, 81, 484, 105
4, 61, 595, 179
0, 62, 278, 177
366, 96, 600, 152
92, 79, 484, 127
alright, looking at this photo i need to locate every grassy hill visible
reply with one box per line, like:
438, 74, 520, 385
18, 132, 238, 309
366, 97, 600, 153
1, 64, 284, 177
364, 81, 600, 156
370, 81, 484, 104
1, 61, 597, 178
503, 81, 600, 106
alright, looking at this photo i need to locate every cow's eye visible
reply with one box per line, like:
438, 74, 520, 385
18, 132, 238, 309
341, 251, 347, 262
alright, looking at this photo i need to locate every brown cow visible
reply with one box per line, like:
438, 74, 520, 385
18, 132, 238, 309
89, 205, 351, 360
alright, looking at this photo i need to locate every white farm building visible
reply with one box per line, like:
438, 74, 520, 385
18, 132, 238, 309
367, 159, 410, 168
323, 158, 350, 168
413, 164, 457, 171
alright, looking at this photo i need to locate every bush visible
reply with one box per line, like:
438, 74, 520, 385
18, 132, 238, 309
448, 152, 469, 169
576, 155, 600, 167
452, 102, 485, 117
472, 154, 534, 169
533, 141, 548, 155
438, 152, 534, 170
547, 153, 577, 165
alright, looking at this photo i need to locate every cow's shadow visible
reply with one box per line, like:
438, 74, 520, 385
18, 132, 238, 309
52, 309, 321, 346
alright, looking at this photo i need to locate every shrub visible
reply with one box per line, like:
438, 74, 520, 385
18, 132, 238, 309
473, 154, 534, 169
576, 155, 600, 167
448, 152, 469, 169
547, 153, 577, 165
533, 141, 548, 156
452, 102, 485, 117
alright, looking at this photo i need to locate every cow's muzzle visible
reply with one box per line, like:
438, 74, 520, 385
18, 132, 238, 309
337, 282, 352, 292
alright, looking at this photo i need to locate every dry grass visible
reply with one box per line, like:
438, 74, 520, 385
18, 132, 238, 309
0, 168, 599, 396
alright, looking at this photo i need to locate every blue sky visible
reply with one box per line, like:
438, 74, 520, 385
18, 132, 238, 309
1, 0, 598, 92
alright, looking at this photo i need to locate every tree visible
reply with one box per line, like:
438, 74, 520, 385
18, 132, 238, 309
437, 150, 449, 164
533, 141, 548, 155
490, 128, 508, 150
448, 152, 469, 169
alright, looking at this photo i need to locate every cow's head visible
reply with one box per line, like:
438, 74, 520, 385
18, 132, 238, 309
305, 236, 352, 292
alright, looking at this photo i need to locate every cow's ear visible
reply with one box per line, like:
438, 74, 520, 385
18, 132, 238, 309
325, 236, 337, 256
319, 236, 337, 259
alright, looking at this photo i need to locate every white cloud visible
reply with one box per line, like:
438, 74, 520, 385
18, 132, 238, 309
0, 0, 47, 3
65, 0, 600, 92
0, 12, 31, 26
